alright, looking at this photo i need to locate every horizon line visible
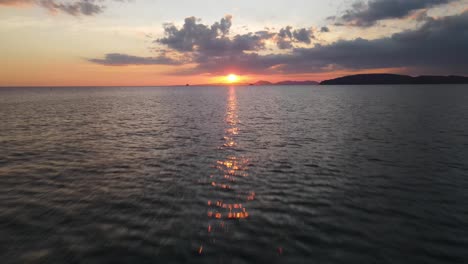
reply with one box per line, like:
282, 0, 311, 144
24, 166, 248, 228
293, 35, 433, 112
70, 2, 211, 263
2, 73, 468, 88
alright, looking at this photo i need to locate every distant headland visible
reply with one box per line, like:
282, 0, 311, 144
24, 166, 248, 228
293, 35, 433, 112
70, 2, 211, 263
320, 74, 468, 85
189, 80, 320, 86
184, 74, 468, 87
251, 80, 319, 86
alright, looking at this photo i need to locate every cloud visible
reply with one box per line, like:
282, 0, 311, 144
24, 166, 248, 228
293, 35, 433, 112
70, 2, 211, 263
277, 10, 468, 75
276, 26, 314, 49
0, 0, 34, 5
88, 53, 184, 66
90, 11, 468, 76
293, 28, 314, 43
336, 0, 459, 27
89, 16, 318, 70
320, 26, 330, 33
187, 11, 468, 75
0, 0, 128, 16
39, 0, 103, 16
156, 15, 273, 56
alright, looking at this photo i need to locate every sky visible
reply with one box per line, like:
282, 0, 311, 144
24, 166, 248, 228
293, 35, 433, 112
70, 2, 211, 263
1, 0, 467, 86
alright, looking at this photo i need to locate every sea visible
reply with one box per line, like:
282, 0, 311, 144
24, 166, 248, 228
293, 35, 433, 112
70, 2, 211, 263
1, 85, 467, 263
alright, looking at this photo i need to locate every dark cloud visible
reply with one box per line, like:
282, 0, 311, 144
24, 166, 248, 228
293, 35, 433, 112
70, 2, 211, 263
39, 0, 103, 16
278, 26, 293, 38
88, 53, 184, 66
0, 0, 128, 16
276, 26, 293, 49
90, 11, 468, 76
156, 15, 273, 56
212, 15, 232, 35
293, 28, 313, 44
0, 0, 34, 5
320, 26, 330, 33
89, 16, 277, 68
276, 26, 314, 49
337, 0, 458, 27
186, 11, 468, 75
288, 10, 468, 74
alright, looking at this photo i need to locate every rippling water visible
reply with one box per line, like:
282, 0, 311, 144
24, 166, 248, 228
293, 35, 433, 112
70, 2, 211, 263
1, 85, 468, 263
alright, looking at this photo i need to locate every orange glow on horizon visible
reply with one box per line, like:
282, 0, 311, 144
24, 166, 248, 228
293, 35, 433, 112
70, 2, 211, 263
226, 74, 240, 83
0, 61, 410, 86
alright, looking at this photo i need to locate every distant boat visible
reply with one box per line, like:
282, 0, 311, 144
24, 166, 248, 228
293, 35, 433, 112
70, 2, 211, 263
186, 84, 190, 86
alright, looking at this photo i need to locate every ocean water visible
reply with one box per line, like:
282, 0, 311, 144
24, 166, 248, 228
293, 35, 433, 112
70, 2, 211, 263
1, 85, 468, 264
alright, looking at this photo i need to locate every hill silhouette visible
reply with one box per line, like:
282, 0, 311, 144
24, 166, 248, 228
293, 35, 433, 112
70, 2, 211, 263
320, 74, 468, 85
252, 80, 318, 86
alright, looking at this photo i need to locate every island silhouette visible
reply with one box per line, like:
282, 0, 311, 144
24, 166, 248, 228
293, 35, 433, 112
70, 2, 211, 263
320, 74, 468, 85
185, 74, 468, 87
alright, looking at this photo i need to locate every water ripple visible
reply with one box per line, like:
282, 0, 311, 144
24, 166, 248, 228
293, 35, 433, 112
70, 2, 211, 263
0, 85, 468, 263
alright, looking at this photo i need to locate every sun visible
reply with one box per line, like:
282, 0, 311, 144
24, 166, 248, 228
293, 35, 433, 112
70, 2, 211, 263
226, 74, 240, 83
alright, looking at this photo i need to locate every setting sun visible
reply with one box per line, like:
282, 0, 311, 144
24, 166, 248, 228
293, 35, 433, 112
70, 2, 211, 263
226, 74, 240, 83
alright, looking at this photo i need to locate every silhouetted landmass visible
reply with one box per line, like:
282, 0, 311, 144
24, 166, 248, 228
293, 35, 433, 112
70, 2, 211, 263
320, 74, 468, 85
253, 80, 273, 85
193, 80, 318, 86
252, 80, 318, 86
275, 80, 319, 85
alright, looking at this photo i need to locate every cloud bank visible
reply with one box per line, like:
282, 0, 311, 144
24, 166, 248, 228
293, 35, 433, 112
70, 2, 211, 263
334, 0, 458, 27
90, 9, 468, 76
88, 53, 184, 66
90, 15, 315, 73
0, 0, 127, 16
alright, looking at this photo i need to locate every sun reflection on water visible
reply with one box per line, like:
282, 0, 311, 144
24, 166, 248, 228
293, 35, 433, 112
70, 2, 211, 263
198, 86, 256, 256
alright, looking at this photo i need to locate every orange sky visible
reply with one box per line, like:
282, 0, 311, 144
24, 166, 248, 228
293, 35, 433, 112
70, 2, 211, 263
0, 1, 467, 86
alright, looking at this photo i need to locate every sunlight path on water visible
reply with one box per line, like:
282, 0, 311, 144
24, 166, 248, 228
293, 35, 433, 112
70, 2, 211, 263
198, 86, 255, 257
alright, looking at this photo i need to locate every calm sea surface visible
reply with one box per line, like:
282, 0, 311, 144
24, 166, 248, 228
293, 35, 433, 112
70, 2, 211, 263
1, 85, 468, 263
